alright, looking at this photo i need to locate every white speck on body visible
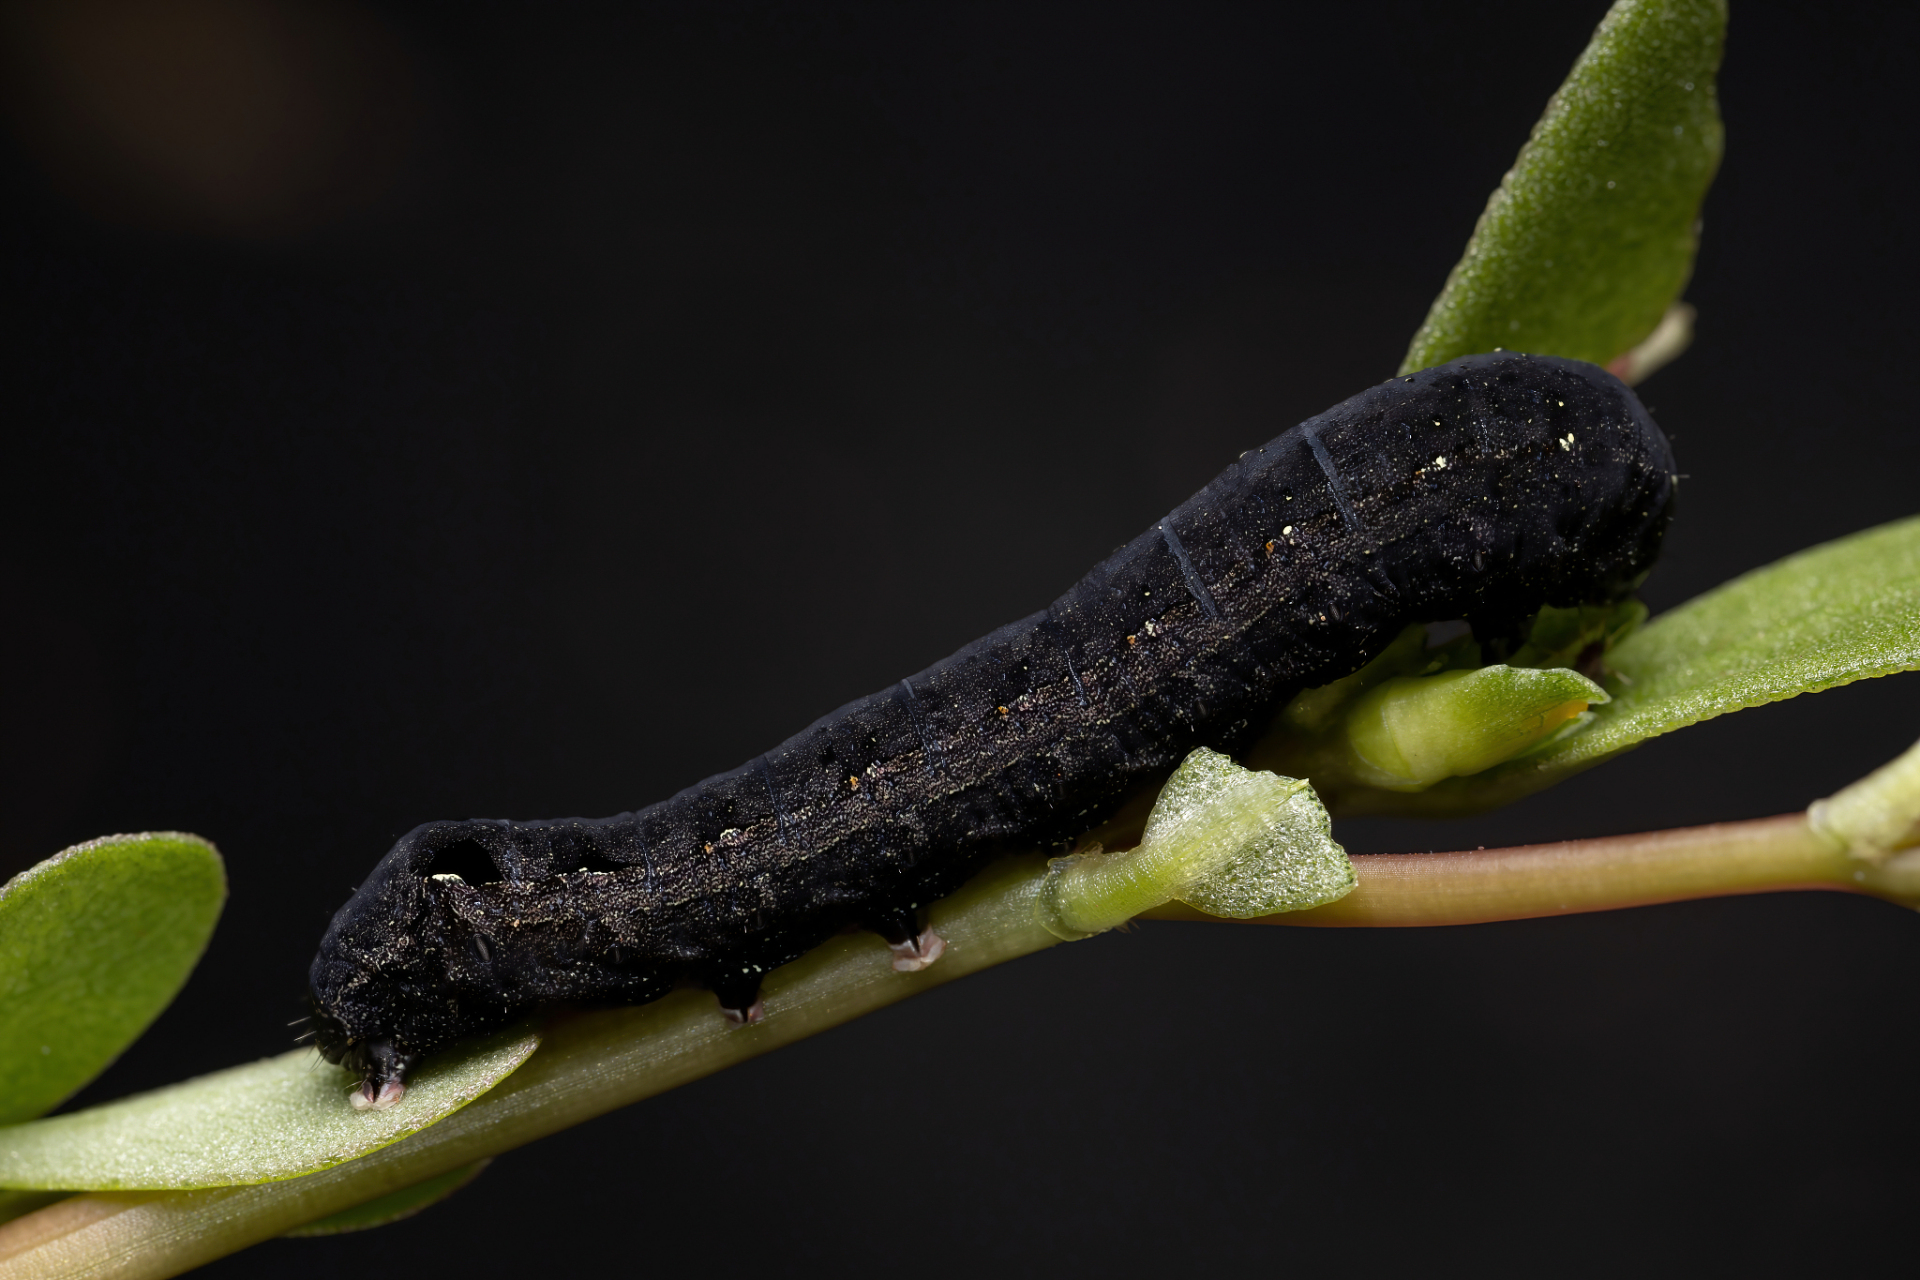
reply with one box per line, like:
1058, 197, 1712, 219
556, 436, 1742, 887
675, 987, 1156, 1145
1433, 456, 1447, 469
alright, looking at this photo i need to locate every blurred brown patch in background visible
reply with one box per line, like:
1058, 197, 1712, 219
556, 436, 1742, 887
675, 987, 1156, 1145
2, 0, 426, 237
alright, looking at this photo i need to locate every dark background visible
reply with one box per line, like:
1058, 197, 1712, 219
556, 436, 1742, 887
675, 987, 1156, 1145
5, 1, 1919, 1274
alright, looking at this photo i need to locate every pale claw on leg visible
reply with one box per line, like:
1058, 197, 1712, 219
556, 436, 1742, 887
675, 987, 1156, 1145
350, 1078, 406, 1111
720, 998, 766, 1027
888, 928, 946, 973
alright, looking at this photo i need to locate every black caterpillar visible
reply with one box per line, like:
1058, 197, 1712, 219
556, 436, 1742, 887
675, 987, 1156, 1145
310, 352, 1676, 1106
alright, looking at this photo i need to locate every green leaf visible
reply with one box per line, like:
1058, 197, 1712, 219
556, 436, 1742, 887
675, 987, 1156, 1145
281, 1160, 490, 1237
1342, 665, 1607, 789
1163, 752, 1354, 919
1040, 748, 1353, 935
1398, 0, 1726, 375
0, 1025, 539, 1190
1351, 515, 1920, 815
0, 833, 226, 1126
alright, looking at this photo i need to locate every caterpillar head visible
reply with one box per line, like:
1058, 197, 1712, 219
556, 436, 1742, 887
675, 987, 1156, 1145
307, 821, 517, 1109
306, 1001, 417, 1111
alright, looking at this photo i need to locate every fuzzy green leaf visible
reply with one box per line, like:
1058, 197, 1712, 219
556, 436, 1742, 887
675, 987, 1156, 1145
1399, 0, 1726, 374
281, 1160, 490, 1237
1163, 751, 1354, 918
1039, 748, 1353, 936
0, 834, 226, 1126
1343, 665, 1607, 789
1352, 516, 1920, 814
0, 1026, 539, 1190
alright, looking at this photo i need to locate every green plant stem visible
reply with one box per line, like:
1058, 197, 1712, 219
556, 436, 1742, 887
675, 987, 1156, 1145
0, 856, 1062, 1280
1146, 813, 1908, 928
0, 1195, 66, 1231
6, 815, 1914, 1278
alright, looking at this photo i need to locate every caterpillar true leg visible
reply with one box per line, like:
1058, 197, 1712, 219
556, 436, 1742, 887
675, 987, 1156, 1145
864, 902, 946, 972
719, 1000, 766, 1027
342, 1036, 413, 1110
710, 972, 766, 1026
350, 1078, 407, 1111
887, 929, 946, 973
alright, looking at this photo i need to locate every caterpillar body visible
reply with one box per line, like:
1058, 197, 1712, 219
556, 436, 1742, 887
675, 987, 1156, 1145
310, 352, 1676, 1106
